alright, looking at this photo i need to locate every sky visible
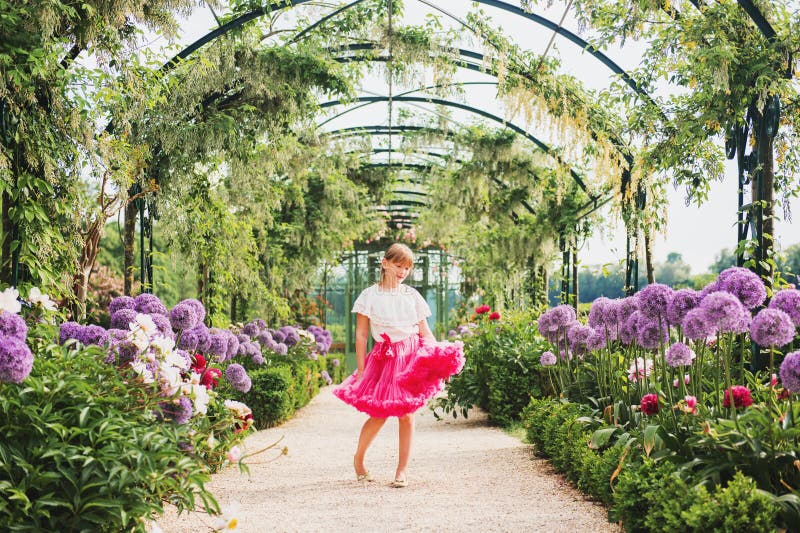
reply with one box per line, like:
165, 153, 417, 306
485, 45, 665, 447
165, 1, 799, 275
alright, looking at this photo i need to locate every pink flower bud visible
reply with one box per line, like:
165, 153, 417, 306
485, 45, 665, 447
227, 446, 242, 463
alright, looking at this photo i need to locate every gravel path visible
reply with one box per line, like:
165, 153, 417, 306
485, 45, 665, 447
158, 388, 616, 532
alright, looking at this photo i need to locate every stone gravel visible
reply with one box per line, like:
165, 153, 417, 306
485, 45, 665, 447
157, 388, 617, 532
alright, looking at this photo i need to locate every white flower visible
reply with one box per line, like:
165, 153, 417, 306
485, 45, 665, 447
207, 433, 219, 449
192, 384, 210, 415
227, 446, 242, 463
164, 348, 189, 370
213, 501, 241, 531
130, 360, 154, 384
28, 287, 58, 311
158, 364, 182, 396
298, 329, 315, 341
130, 329, 150, 352
131, 313, 158, 337
151, 335, 176, 356
224, 399, 252, 418
0, 287, 21, 314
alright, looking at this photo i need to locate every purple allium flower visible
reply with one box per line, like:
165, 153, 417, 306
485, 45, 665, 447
619, 311, 640, 346
187, 324, 211, 352
716, 267, 766, 309
180, 299, 206, 325
617, 297, 639, 324
109, 295, 136, 315
540, 351, 557, 366
177, 329, 200, 352
169, 302, 198, 331
236, 334, 250, 344
236, 343, 248, 357
586, 329, 607, 351
206, 330, 228, 360
256, 331, 273, 347
636, 315, 669, 350
81, 325, 109, 346
225, 363, 248, 385
108, 328, 128, 342
246, 342, 261, 358
242, 321, 261, 337
667, 289, 700, 326
274, 343, 288, 356
588, 297, 612, 329
699, 282, 718, 299
134, 293, 167, 315
750, 308, 796, 347
0, 335, 34, 383
251, 352, 264, 365
682, 308, 715, 340
665, 342, 696, 367
637, 283, 674, 321
0, 312, 28, 341
779, 351, 800, 393
567, 323, 593, 355
321, 370, 333, 385
110, 308, 138, 330
59, 321, 82, 345
159, 397, 193, 425
331, 358, 340, 367
700, 291, 750, 333
769, 289, 800, 327
254, 319, 266, 329
316, 341, 328, 354
225, 332, 240, 361
231, 374, 252, 393
150, 314, 174, 339
114, 340, 139, 365
271, 330, 287, 344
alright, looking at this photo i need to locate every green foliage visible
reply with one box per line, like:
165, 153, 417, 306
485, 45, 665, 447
0, 343, 214, 531
230, 354, 341, 429
433, 310, 550, 425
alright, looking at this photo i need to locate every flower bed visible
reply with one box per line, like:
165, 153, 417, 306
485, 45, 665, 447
0, 287, 339, 530
441, 267, 800, 531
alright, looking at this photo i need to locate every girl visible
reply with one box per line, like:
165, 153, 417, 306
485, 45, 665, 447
333, 243, 465, 488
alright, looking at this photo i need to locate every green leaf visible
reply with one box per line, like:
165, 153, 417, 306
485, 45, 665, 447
589, 427, 619, 450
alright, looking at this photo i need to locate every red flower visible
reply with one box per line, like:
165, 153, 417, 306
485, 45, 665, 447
200, 367, 222, 389
191, 353, 207, 373
640, 393, 660, 415
723, 385, 753, 409
235, 413, 254, 433
488, 312, 501, 321
475, 304, 491, 315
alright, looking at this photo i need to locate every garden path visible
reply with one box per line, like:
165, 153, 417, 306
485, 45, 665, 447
157, 388, 616, 532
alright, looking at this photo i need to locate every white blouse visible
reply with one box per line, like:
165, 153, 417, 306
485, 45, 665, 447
352, 284, 432, 343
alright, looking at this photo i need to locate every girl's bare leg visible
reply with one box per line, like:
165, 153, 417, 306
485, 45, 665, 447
354, 417, 387, 475
395, 413, 415, 480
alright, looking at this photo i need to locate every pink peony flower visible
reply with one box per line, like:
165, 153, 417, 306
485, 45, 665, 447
683, 395, 697, 414
640, 393, 660, 415
227, 446, 242, 463
723, 385, 753, 409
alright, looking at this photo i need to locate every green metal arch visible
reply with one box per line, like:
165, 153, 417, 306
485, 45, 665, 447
321, 95, 597, 195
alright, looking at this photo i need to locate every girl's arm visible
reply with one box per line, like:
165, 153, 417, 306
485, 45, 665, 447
355, 313, 370, 380
418, 319, 437, 343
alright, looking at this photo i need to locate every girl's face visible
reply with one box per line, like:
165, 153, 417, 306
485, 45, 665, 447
382, 259, 412, 283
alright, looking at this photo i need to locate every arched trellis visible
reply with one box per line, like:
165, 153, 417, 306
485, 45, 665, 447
119, 0, 656, 297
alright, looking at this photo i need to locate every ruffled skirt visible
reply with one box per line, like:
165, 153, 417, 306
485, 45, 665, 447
333, 334, 465, 418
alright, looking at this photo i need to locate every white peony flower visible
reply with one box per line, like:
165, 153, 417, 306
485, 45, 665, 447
164, 348, 189, 371
28, 287, 58, 311
131, 313, 158, 337
130, 329, 150, 352
213, 501, 241, 531
192, 384, 210, 415
151, 335, 176, 356
224, 399, 252, 418
226, 446, 242, 463
130, 360, 154, 384
0, 287, 21, 314
158, 364, 182, 396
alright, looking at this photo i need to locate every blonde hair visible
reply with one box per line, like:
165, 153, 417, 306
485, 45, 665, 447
380, 243, 414, 283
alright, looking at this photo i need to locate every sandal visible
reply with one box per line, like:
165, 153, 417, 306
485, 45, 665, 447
390, 477, 407, 488
355, 471, 374, 483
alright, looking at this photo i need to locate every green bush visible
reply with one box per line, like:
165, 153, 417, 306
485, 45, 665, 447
0, 345, 213, 532
237, 365, 295, 429
441, 310, 550, 425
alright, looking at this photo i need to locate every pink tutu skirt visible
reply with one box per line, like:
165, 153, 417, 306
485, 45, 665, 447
333, 333, 465, 418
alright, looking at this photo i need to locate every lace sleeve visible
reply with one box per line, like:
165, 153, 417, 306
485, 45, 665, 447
351, 287, 371, 317
412, 288, 432, 321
